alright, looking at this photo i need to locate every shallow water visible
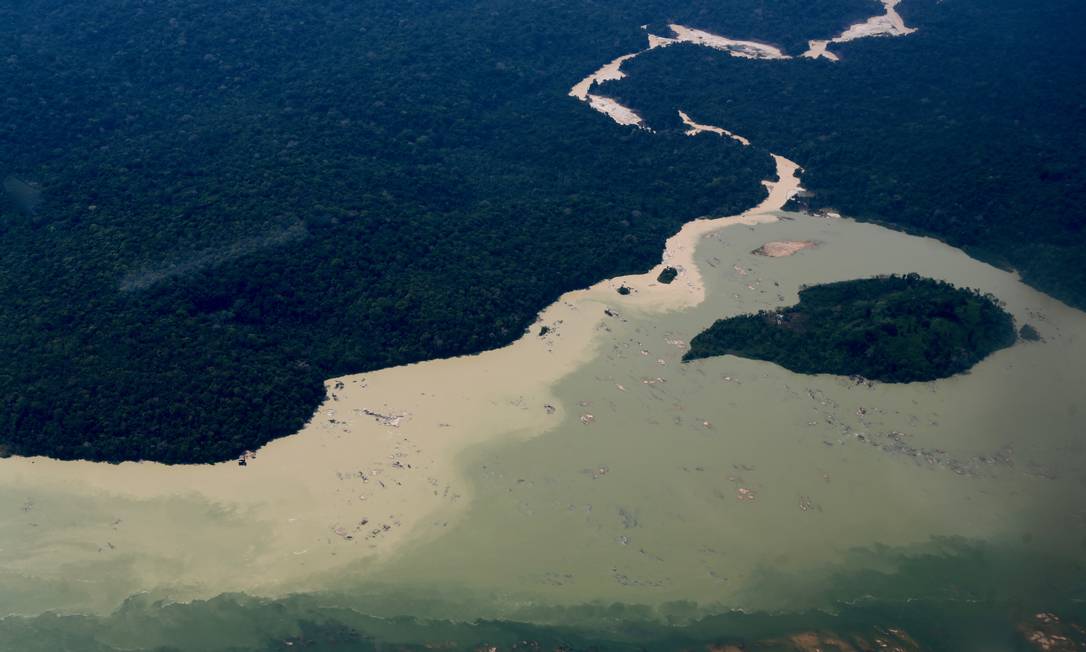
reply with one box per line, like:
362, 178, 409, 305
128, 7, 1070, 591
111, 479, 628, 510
365, 212, 1086, 613
2, 212, 1084, 650
0, 156, 801, 623
5, 3, 1083, 646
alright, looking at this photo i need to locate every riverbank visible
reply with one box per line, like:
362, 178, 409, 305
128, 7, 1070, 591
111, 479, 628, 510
0, 154, 802, 617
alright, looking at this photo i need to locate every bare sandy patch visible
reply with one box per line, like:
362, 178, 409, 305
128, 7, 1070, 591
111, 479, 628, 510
678, 110, 751, 146
803, 0, 917, 60
569, 52, 641, 101
601, 154, 802, 310
801, 39, 840, 62
0, 154, 802, 612
569, 23, 794, 127
587, 94, 646, 128
667, 24, 790, 60
753, 240, 818, 257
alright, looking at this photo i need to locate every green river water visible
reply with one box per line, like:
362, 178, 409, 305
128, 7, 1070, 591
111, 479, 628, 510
1, 214, 1084, 650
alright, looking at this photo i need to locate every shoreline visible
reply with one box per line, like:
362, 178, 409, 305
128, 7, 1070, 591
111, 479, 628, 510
1, 0, 904, 617
0, 153, 802, 615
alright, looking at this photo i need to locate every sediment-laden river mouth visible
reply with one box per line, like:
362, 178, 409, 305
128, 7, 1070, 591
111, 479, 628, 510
2, 2, 1085, 649
362, 212, 1086, 610
2, 210, 1085, 650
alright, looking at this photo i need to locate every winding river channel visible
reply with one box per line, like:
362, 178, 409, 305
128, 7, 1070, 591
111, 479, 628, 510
2, 1, 1084, 649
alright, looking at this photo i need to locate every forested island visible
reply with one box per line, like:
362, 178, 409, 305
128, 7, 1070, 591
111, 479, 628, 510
683, 275, 1017, 382
611, 0, 1086, 310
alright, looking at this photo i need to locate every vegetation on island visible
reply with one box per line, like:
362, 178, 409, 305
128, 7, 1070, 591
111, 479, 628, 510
683, 275, 1018, 382
612, 0, 1086, 310
0, 0, 876, 463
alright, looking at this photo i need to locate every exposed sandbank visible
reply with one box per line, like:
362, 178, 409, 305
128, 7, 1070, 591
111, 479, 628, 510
753, 240, 818, 257
569, 53, 640, 100
2, 0, 918, 617
679, 110, 751, 145
0, 152, 801, 615
666, 24, 789, 60
569, 24, 792, 127
803, 0, 917, 61
587, 94, 646, 128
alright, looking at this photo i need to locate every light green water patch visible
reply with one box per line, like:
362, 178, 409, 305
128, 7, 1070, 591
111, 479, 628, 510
0, 482, 279, 616
365, 213, 1086, 614
1, 214, 1083, 649
1, 539, 1083, 651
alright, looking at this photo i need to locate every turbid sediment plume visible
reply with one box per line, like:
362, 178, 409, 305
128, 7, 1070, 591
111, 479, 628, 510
0, 152, 802, 616
0, 1, 978, 620
1, 0, 914, 616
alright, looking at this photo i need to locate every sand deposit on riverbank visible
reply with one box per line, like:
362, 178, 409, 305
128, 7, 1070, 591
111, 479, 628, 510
754, 240, 818, 257
804, 0, 916, 61
571, 4, 917, 130
600, 154, 801, 309
569, 23, 794, 127
667, 24, 789, 60
0, 153, 801, 616
679, 110, 751, 145
587, 94, 646, 127
0, 0, 929, 619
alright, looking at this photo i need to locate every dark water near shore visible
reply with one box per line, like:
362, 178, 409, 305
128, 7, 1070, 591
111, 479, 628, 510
2, 538, 1083, 651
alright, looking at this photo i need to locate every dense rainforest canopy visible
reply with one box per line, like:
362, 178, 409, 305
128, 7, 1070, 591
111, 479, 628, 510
612, 0, 1086, 310
1, 0, 1082, 463
0, 0, 875, 462
684, 275, 1018, 383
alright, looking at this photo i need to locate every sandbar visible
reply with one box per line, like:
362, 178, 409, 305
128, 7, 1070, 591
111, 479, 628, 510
753, 240, 818, 257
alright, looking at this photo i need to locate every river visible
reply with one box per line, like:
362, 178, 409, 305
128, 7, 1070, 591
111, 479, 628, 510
2, 1, 1084, 649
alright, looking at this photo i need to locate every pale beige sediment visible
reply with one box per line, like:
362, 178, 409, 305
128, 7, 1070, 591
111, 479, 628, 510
568, 32, 674, 125
835, 0, 915, 41
801, 39, 841, 62
573, 0, 919, 126
754, 240, 818, 257
3, 1, 906, 614
666, 24, 790, 60
569, 53, 641, 101
586, 94, 646, 128
678, 110, 751, 146
647, 34, 676, 49
0, 154, 801, 610
601, 154, 802, 309
803, 0, 916, 60
569, 24, 791, 127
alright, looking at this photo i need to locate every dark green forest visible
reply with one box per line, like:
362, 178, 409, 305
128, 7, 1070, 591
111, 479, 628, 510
0, 0, 876, 462
612, 0, 1086, 310
684, 275, 1017, 382
2, 0, 1083, 463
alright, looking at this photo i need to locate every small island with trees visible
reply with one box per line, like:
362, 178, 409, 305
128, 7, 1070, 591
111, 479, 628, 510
683, 275, 1018, 383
